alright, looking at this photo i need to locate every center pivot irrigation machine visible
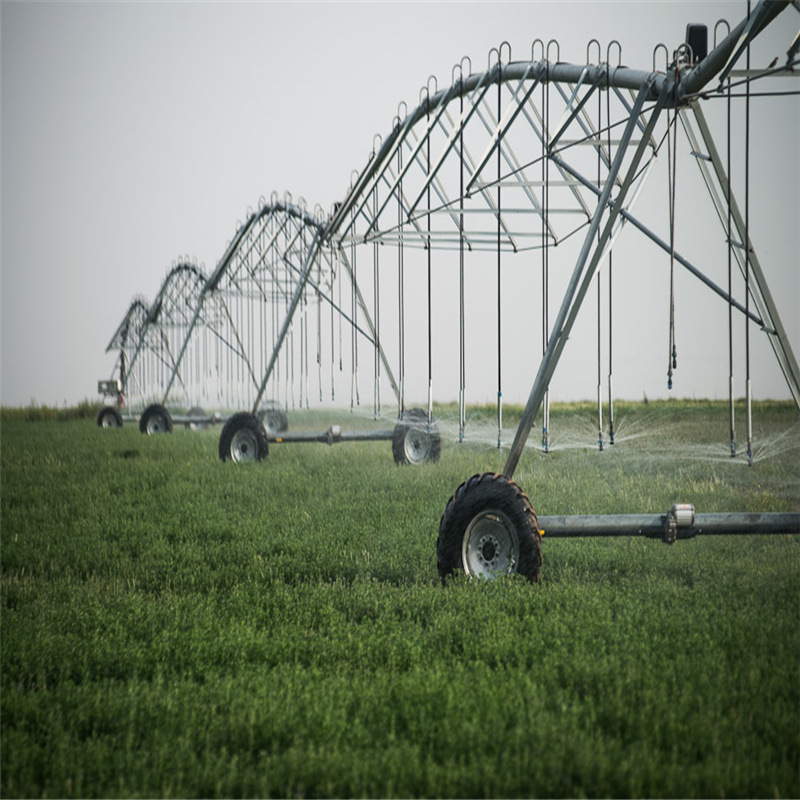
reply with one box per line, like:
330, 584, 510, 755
101, 1, 800, 580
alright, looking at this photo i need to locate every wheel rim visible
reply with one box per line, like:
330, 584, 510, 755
462, 509, 520, 579
101, 412, 119, 428
231, 428, 258, 462
146, 414, 166, 434
404, 427, 431, 464
263, 411, 280, 432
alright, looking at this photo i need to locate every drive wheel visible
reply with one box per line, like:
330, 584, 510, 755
257, 402, 289, 435
139, 404, 173, 435
97, 406, 122, 428
392, 408, 441, 465
437, 472, 542, 583
219, 412, 269, 463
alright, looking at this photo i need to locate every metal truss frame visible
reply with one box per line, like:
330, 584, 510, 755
154, 197, 397, 415
106, 0, 798, 464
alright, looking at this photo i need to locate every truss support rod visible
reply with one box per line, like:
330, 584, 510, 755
549, 73, 598, 151
504, 78, 666, 480
466, 66, 539, 193
361, 82, 466, 238
550, 154, 767, 329
404, 74, 495, 221
437, 102, 520, 252
283, 257, 375, 345
683, 101, 800, 410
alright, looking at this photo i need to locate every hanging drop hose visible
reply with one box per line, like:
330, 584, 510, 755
726, 66, 736, 457
745, 4, 753, 466
304, 292, 310, 409
458, 73, 466, 442
317, 272, 323, 404
596, 73, 604, 452
542, 73, 551, 453
373, 185, 381, 419
496, 58, 503, 449
426, 101, 433, 426
330, 258, 335, 401
338, 250, 343, 375
350, 208, 359, 409
606, 61, 615, 445
398, 143, 405, 418
666, 102, 678, 391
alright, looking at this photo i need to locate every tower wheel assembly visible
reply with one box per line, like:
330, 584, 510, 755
439, 473, 799, 583
216, 407, 441, 465
219, 412, 270, 462
97, 405, 123, 428
139, 404, 173, 435
438, 473, 543, 583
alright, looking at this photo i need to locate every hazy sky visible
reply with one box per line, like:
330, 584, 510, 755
2, 0, 798, 408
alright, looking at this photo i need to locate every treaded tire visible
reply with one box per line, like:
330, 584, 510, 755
257, 403, 289, 435
392, 408, 441, 465
139, 404, 173, 435
437, 472, 542, 583
219, 412, 269, 463
97, 406, 123, 428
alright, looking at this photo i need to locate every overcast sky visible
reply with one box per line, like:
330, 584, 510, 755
1, 0, 798, 408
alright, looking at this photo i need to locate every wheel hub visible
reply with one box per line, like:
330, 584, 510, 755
405, 427, 431, 463
147, 416, 165, 434
479, 536, 499, 566
231, 429, 258, 462
462, 509, 519, 579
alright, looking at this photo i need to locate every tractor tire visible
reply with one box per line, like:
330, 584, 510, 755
97, 406, 123, 428
437, 472, 542, 583
257, 402, 289, 434
139, 404, 173, 435
392, 408, 441, 465
219, 412, 269, 463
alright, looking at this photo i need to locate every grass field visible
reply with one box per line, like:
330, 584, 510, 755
2, 400, 799, 798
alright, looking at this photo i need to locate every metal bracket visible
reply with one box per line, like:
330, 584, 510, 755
663, 503, 695, 544
326, 425, 342, 446
98, 379, 121, 397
